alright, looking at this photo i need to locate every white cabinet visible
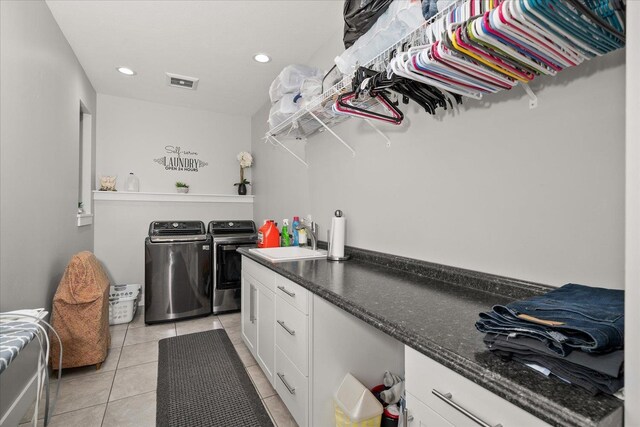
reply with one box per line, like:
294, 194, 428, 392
405, 346, 550, 427
275, 280, 311, 426
256, 283, 275, 382
241, 257, 276, 385
276, 295, 309, 376
312, 295, 405, 427
276, 275, 309, 314
406, 392, 453, 427
241, 271, 258, 353
275, 346, 309, 425
241, 256, 313, 426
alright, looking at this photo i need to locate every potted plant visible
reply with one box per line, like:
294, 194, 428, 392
175, 181, 189, 193
234, 151, 253, 195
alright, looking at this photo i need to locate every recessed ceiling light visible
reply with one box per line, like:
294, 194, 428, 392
253, 53, 271, 63
117, 67, 136, 76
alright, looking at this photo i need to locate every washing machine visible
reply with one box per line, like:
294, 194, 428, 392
145, 220, 211, 324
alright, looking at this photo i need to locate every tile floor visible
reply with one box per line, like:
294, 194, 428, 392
20, 308, 297, 427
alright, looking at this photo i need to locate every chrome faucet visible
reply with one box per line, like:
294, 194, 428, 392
296, 221, 318, 251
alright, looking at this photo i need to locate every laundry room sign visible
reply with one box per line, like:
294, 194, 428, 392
153, 145, 208, 172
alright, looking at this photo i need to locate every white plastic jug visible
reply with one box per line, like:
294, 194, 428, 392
124, 172, 139, 192
334, 373, 383, 427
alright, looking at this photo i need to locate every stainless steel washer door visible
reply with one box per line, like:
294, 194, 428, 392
145, 236, 212, 323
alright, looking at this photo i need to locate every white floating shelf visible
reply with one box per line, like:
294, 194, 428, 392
93, 191, 254, 204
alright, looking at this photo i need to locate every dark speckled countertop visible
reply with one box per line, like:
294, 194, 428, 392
238, 246, 623, 427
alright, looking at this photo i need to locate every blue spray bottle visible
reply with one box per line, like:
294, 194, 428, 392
291, 216, 300, 246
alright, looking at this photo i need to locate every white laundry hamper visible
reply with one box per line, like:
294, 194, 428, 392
108, 284, 141, 325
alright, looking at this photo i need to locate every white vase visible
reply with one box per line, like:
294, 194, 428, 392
176, 187, 189, 193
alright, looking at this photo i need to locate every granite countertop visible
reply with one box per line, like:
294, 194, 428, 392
238, 246, 623, 427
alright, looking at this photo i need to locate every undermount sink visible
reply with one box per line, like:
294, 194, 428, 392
249, 246, 327, 262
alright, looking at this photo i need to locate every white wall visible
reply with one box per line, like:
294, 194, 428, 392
96, 94, 252, 194
252, 38, 626, 289
0, 0, 96, 421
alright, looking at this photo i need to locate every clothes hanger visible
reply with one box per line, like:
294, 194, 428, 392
508, 0, 588, 63
486, 6, 568, 70
517, 0, 600, 57
497, 2, 580, 68
484, 10, 563, 72
470, 14, 556, 76
333, 98, 402, 124
369, 60, 448, 114
530, 0, 622, 51
386, 43, 484, 99
371, 51, 456, 114
432, 41, 516, 89
464, 18, 541, 77
393, 51, 484, 99
336, 88, 404, 124
418, 47, 501, 93
412, 47, 499, 93
451, 25, 531, 82
440, 30, 518, 87
561, 0, 624, 40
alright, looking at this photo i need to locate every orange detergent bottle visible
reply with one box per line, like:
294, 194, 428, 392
263, 220, 280, 248
257, 220, 269, 248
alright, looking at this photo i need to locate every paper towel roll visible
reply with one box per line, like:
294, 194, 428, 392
329, 215, 346, 258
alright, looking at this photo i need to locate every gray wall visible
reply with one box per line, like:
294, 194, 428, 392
625, 3, 640, 423
93, 94, 255, 301
252, 38, 625, 289
95, 94, 252, 194
93, 199, 253, 300
0, 0, 96, 419
0, 0, 97, 311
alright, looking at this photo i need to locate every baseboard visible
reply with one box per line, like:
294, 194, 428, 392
0, 372, 37, 427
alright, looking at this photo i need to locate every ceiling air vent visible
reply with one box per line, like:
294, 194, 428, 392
166, 73, 199, 90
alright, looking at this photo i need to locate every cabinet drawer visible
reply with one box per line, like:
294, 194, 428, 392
275, 275, 309, 314
276, 295, 309, 375
406, 392, 453, 427
243, 256, 276, 292
276, 346, 309, 427
405, 346, 550, 427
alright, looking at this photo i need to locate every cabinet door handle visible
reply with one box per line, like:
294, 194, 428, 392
402, 408, 413, 427
277, 285, 296, 297
249, 285, 256, 323
277, 372, 296, 395
277, 320, 296, 336
432, 389, 502, 427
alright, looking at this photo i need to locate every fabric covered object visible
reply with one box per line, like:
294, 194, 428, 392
421, 0, 438, 20
268, 93, 302, 129
476, 283, 624, 355
343, 0, 394, 48
50, 251, 111, 369
269, 65, 324, 104
483, 333, 624, 396
335, 1, 424, 75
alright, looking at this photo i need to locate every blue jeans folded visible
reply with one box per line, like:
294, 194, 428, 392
476, 284, 624, 355
421, 0, 438, 20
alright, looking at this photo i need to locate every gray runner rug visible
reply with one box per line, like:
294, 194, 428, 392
157, 329, 273, 427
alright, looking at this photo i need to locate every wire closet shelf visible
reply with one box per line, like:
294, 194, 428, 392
265, 0, 468, 141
